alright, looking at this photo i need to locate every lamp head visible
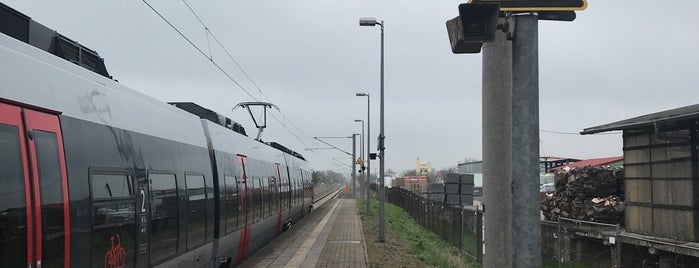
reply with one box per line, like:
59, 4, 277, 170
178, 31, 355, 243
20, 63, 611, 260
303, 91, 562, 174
356, 92, 368, 97
354, 119, 363, 123
359, 17, 378, 26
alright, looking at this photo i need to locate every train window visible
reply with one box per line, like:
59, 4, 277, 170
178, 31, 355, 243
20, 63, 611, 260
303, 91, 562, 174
205, 175, 215, 243
92, 174, 133, 199
0, 124, 28, 267
149, 173, 178, 264
90, 170, 136, 267
268, 176, 277, 216
262, 177, 270, 217
224, 175, 239, 233
185, 174, 206, 250
282, 179, 289, 211
34, 130, 67, 267
292, 179, 298, 205
252, 178, 262, 222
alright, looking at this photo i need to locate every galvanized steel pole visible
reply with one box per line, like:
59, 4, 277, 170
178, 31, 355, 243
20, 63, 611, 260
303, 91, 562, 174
357, 120, 365, 201
378, 20, 386, 243
366, 95, 371, 214
482, 21, 512, 268
511, 13, 542, 267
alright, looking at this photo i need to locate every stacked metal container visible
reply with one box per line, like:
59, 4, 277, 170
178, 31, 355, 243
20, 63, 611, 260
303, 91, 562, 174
426, 182, 445, 202
444, 173, 474, 206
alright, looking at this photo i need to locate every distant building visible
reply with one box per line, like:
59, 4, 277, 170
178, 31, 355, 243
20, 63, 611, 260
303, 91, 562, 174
457, 157, 578, 187
392, 176, 427, 192
539, 156, 581, 173
552, 156, 624, 171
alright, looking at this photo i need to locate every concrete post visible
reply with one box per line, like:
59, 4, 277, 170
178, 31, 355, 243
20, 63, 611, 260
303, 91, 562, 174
482, 20, 513, 268
511, 13, 542, 267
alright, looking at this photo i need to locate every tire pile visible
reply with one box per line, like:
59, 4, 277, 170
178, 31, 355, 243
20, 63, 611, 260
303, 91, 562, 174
540, 166, 625, 224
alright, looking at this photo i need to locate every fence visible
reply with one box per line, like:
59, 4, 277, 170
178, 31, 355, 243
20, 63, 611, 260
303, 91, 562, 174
379, 185, 630, 266
384, 186, 483, 261
542, 217, 621, 267
375, 182, 699, 267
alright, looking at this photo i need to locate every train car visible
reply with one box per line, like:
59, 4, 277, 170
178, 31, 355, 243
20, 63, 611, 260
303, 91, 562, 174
0, 3, 312, 268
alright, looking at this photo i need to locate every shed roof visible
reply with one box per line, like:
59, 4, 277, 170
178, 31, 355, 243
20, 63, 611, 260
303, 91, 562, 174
581, 104, 699, 135
554, 156, 623, 170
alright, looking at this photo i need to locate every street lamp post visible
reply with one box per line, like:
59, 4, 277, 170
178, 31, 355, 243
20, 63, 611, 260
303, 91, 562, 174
354, 119, 365, 201
359, 17, 385, 243
356, 92, 371, 215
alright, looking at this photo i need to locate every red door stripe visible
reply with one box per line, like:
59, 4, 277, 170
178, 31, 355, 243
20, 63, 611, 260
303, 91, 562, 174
236, 156, 250, 264
24, 109, 71, 267
0, 103, 35, 266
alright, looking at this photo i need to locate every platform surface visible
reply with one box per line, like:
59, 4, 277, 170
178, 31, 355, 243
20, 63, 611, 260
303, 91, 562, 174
240, 197, 368, 268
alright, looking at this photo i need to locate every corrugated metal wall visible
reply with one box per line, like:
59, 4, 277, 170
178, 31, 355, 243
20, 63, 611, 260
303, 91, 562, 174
624, 124, 698, 241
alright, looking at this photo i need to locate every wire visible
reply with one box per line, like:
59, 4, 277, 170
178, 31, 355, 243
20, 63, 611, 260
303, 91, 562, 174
181, 0, 273, 103
178, 0, 318, 149
143, 1, 355, 171
540, 129, 622, 135
141, 0, 257, 100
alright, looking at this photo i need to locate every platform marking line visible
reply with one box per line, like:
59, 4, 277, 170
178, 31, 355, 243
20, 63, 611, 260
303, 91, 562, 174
286, 199, 341, 267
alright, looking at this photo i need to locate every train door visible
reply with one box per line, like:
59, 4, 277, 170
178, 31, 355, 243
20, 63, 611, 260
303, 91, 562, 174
0, 103, 70, 268
235, 155, 250, 264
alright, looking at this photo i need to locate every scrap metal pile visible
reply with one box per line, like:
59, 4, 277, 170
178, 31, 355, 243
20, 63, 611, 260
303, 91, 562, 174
541, 166, 625, 224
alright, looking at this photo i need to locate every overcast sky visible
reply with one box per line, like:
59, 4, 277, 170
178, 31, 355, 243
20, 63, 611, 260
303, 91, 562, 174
5, 1, 699, 175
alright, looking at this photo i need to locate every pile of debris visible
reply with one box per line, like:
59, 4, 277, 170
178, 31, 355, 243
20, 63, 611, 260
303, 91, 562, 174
541, 166, 625, 224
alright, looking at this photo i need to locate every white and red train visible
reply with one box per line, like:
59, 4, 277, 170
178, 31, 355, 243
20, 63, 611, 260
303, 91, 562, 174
0, 3, 313, 267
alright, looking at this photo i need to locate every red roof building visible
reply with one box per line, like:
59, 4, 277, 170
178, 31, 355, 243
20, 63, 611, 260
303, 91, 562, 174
555, 156, 623, 170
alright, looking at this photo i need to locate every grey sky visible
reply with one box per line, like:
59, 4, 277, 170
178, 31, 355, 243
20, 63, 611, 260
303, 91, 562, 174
5, 0, 699, 174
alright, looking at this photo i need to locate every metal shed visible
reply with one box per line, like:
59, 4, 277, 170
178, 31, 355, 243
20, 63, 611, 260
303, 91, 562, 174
582, 104, 699, 241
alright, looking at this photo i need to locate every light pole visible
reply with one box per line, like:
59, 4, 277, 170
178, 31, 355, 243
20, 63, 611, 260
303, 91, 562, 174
354, 119, 365, 201
359, 17, 385, 243
356, 92, 371, 215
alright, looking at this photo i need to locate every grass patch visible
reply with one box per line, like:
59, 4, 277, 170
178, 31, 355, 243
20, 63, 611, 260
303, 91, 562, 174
359, 198, 479, 268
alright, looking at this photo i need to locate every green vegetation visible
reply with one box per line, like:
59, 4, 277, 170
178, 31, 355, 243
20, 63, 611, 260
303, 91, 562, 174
359, 199, 479, 268
311, 170, 347, 184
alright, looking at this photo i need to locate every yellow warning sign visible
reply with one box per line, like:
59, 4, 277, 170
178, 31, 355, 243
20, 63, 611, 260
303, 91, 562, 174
356, 157, 363, 165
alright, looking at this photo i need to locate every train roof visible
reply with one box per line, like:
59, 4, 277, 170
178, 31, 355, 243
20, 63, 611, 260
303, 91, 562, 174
0, 2, 110, 78
172, 102, 307, 161
169, 102, 248, 136
0, 3, 306, 162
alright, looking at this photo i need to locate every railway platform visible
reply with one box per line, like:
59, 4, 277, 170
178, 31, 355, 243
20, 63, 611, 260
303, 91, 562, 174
240, 194, 368, 268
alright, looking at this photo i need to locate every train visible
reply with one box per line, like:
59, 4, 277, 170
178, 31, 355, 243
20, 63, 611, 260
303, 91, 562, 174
0, 3, 314, 267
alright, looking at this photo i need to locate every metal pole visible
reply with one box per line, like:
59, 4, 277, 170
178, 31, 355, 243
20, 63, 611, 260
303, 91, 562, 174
511, 13, 541, 267
378, 20, 386, 243
482, 19, 512, 268
557, 217, 562, 268
616, 223, 622, 267
360, 122, 365, 201
366, 95, 371, 214
352, 134, 357, 198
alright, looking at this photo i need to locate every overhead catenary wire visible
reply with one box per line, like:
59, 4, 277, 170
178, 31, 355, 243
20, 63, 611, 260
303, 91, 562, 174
182, 0, 272, 103
180, 1, 348, 158
143, 1, 343, 171
141, 0, 255, 100
179, 1, 322, 151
